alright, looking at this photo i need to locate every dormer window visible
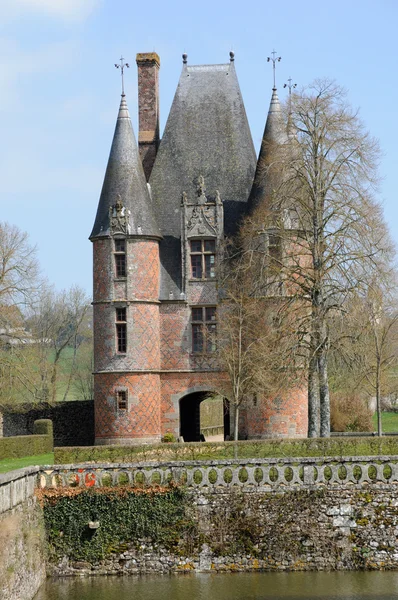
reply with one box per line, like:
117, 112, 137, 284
114, 238, 126, 278
190, 239, 216, 279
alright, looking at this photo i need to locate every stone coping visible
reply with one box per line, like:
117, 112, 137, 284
38, 454, 398, 470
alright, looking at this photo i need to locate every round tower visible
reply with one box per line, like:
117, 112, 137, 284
245, 85, 308, 439
90, 93, 162, 445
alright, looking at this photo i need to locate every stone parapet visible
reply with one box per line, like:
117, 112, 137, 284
36, 455, 398, 490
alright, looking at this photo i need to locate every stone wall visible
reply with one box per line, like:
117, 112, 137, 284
0, 467, 46, 600
47, 485, 398, 576
2, 400, 94, 446
38, 455, 398, 575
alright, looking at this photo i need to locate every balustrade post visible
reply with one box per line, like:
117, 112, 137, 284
303, 464, 315, 485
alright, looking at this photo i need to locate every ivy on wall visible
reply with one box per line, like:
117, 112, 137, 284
38, 485, 196, 563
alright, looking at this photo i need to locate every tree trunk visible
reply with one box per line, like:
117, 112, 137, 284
308, 350, 320, 437
50, 362, 58, 404
318, 348, 330, 437
233, 403, 239, 442
376, 360, 382, 437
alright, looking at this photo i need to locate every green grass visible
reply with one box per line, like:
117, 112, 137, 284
0, 452, 54, 473
373, 412, 398, 433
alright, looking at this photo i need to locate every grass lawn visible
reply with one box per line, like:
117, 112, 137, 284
0, 453, 54, 474
373, 412, 398, 433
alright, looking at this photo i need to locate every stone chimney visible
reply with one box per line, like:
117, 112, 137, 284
136, 52, 160, 181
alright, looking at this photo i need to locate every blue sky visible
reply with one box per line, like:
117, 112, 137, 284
1, 0, 397, 294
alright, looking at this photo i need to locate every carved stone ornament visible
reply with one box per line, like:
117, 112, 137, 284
187, 205, 218, 236
183, 176, 221, 237
109, 195, 131, 234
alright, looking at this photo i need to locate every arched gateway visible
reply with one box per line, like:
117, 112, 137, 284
179, 390, 230, 442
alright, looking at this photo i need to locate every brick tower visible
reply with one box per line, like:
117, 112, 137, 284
90, 91, 162, 445
241, 85, 308, 438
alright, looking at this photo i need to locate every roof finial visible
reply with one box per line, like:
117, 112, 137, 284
114, 56, 130, 96
182, 53, 188, 64
284, 76, 297, 112
229, 50, 235, 62
267, 49, 281, 90
283, 77, 297, 96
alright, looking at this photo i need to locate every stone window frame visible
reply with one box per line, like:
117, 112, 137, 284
115, 305, 127, 353
116, 388, 128, 411
191, 305, 217, 353
114, 237, 127, 278
189, 238, 216, 280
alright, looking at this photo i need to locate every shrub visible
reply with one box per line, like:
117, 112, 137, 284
0, 418, 53, 460
162, 433, 176, 443
331, 393, 373, 432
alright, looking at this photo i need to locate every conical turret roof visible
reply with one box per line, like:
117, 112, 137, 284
248, 87, 287, 211
90, 94, 160, 239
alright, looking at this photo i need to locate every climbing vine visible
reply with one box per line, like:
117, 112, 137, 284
38, 484, 196, 563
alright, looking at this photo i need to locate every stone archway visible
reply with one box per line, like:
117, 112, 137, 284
178, 389, 230, 442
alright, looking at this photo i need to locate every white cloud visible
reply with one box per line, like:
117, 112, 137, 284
0, 0, 100, 22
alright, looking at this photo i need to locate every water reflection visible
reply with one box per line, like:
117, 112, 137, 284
34, 571, 398, 600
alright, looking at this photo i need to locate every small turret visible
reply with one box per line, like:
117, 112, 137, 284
91, 90, 162, 445
90, 93, 160, 240
248, 87, 287, 211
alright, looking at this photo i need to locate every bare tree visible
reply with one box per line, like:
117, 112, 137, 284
28, 285, 91, 403
273, 80, 387, 437
0, 222, 42, 408
216, 228, 303, 441
72, 342, 94, 400
0, 221, 39, 307
331, 275, 398, 436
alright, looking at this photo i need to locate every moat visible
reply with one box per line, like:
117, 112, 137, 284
34, 572, 398, 599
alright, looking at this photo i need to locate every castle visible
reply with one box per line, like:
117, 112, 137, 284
90, 52, 308, 445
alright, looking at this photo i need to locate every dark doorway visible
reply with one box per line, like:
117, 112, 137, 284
179, 392, 230, 442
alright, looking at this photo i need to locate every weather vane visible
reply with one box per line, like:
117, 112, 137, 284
284, 76, 297, 112
267, 50, 281, 89
283, 77, 297, 96
114, 56, 130, 95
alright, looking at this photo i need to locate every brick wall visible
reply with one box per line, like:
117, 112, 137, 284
94, 373, 161, 444
240, 385, 308, 439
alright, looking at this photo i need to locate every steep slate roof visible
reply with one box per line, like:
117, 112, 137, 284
149, 60, 257, 299
90, 94, 160, 239
248, 87, 287, 211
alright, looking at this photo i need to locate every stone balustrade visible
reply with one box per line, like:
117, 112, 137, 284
36, 455, 398, 490
0, 466, 39, 513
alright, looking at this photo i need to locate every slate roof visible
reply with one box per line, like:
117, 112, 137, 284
149, 61, 257, 299
248, 88, 288, 211
90, 94, 160, 240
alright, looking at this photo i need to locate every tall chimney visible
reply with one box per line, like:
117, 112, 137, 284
136, 52, 160, 181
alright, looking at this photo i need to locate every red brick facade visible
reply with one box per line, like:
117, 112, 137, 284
240, 386, 308, 439
93, 237, 162, 444
93, 213, 308, 445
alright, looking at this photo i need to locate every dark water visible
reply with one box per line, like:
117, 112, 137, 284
34, 571, 398, 599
